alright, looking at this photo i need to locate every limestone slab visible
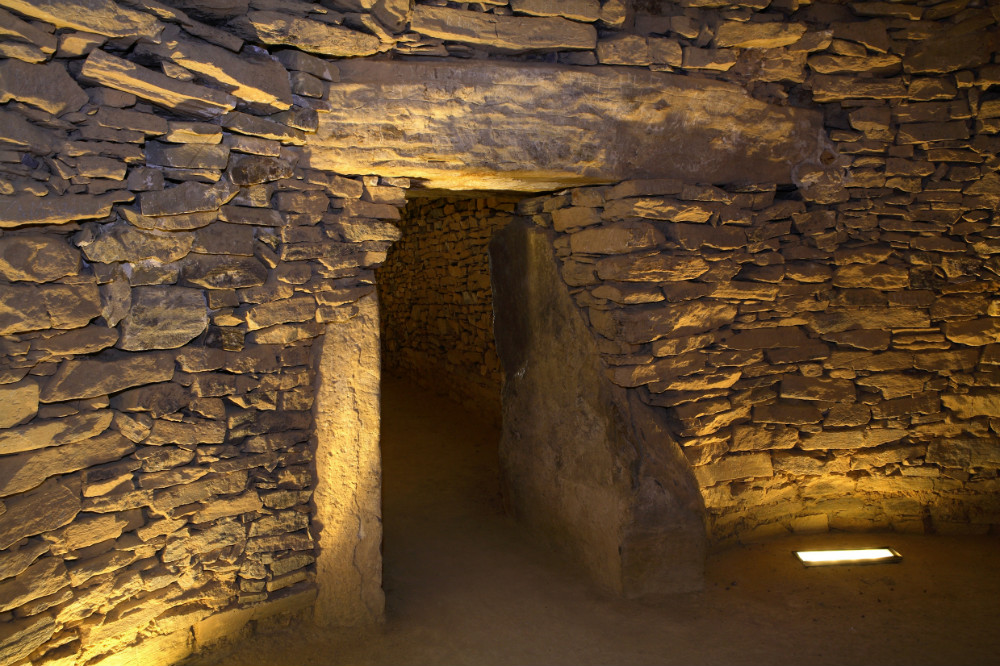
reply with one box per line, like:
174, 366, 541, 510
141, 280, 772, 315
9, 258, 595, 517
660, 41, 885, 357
0, 235, 79, 282
0, 282, 102, 335
0, 409, 112, 456
0, 57, 87, 116
119, 286, 208, 351
229, 10, 380, 57
79, 223, 194, 264
411, 4, 596, 51
0, 612, 55, 666
0, 191, 131, 229
0, 479, 80, 550
139, 178, 239, 216
0, 0, 161, 38
81, 49, 236, 120
40, 350, 175, 403
306, 59, 827, 191
0, 431, 134, 498
715, 21, 807, 48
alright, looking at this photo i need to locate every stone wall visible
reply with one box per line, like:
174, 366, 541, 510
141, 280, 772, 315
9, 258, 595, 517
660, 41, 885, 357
516, 170, 1000, 541
0, 2, 405, 663
0, 0, 998, 661
378, 197, 518, 418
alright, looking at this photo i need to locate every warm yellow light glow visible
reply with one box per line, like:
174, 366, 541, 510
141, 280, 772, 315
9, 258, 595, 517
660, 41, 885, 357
794, 547, 901, 566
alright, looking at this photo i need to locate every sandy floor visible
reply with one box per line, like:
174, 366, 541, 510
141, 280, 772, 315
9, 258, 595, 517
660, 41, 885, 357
189, 377, 1000, 666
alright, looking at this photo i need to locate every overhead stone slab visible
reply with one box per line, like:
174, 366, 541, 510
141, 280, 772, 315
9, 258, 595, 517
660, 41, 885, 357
411, 4, 596, 51
229, 10, 380, 57
0, 59, 88, 115
0, 0, 161, 39
0, 191, 131, 229
138, 34, 292, 111
40, 350, 175, 403
0, 479, 80, 550
118, 286, 208, 351
81, 49, 236, 120
304, 60, 827, 191
0, 235, 79, 282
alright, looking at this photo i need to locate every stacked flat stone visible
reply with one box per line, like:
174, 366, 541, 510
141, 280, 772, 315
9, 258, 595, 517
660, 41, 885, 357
378, 197, 516, 421
519, 163, 999, 541
0, 1, 404, 664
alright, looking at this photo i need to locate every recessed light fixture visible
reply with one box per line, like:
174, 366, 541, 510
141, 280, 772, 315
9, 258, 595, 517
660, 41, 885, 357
794, 547, 902, 567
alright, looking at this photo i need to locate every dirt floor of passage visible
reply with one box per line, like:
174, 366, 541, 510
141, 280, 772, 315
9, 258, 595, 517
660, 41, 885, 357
188, 376, 1000, 666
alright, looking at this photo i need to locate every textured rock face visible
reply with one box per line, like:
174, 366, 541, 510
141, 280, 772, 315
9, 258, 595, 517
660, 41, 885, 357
491, 219, 706, 596
305, 59, 827, 191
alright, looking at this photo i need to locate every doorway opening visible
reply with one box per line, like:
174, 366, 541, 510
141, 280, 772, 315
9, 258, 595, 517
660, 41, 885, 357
373, 193, 528, 612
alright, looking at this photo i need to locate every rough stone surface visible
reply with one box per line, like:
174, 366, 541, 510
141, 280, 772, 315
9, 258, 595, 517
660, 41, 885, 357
118, 287, 208, 351
40, 351, 175, 403
229, 11, 380, 57
308, 60, 826, 191
0, 59, 88, 115
0, 192, 131, 229
490, 219, 706, 596
410, 4, 597, 51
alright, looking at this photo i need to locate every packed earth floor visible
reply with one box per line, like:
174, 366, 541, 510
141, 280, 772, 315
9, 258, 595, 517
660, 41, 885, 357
186, 377, 1000, 666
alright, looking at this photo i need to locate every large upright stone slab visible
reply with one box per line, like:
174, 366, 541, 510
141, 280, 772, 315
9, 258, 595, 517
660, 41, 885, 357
489, 219, 706, 596
305, 60, 828, 191
312, 294, 385, 626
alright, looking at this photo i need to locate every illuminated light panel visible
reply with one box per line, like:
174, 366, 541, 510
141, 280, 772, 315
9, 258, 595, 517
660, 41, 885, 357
794, 547, 902, 567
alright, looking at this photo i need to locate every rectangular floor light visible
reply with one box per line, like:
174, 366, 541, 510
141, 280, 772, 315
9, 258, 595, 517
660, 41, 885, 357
794, 547, 902, 567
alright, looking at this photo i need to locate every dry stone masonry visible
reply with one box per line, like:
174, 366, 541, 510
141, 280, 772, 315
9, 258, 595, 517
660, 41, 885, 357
378, 197, 519, 420
0, 0, 996, 661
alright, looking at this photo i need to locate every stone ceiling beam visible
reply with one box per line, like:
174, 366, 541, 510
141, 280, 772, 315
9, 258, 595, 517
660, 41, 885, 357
303, 59, 830, 192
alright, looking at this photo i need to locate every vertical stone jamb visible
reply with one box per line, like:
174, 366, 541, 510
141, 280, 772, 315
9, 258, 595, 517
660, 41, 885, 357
311, 293, 385, 625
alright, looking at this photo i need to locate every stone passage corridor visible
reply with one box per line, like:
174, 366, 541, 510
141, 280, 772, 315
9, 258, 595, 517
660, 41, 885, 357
185, 378, 1000, 666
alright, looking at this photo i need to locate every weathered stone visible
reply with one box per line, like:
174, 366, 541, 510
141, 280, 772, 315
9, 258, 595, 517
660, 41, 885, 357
151, 470, 247, 513
941, 393, 1000, 420
821, 329, 890, 351
43, 512, 127, 554
81, 50, 236, 120
0, 107, 66, 155
0, 556, 69, 612
833, 264, 910, 289
590, 300, 736, 344
0, 7, 57, 53
510, 0, 599, 21
596, 254, 710, 282
218, 205, 283, 226
145, 141, 230, 170
40, 350, 175, 403
146, 417, 226, 446
0, 409, 112, 456
731, 425, 798, 451
141, 34, 292, 112
825, 404, 871, 427
570, 222, 664, 255
799, 428, 907, 450
0, 58, 88, 116
754, 401, 823, 424
192, 491, 263, 524
942, 319, 1000, 346
715, 21, 806, 48
927, 437, 1000, 470
781, 375, 855, 402
140, 178, 239, 217
597, 34, 650, 66
720, 326, 809, 350
603, 197, 713, 222
118, 286, 208, 351
0, 479, 79, 550
693, 452, 772, 486
810, 75, 906, 102
111, 382, 189, 418
904, 29, 999, 75
120, 207, 216, 232
221, 111, 306, 145
229, 156, 294, 187
79, 223, 194, 264
411, 4, 595, 51
855, 373, 925, 400
0, 0, 160, 39
309, 59, 826, 191
274, 49, 338, 82
0, 191, 131, 229
0, 379, 37, 429
807, 53, 901, 74
245, 296, 316, 331
0, 282, 102, 335
230, 10, 380, 57
0, 612, 55, 666
181, 255, 268, 289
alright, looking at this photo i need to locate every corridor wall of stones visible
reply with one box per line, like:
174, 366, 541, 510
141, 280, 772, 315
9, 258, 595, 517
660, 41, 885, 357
0, 0, 998, 663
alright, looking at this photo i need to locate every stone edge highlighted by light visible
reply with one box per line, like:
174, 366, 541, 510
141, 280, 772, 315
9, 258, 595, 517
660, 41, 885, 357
794, 548, 902, 566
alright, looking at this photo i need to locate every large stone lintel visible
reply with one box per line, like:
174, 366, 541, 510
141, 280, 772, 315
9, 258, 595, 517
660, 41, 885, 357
305, 60, 829, 192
